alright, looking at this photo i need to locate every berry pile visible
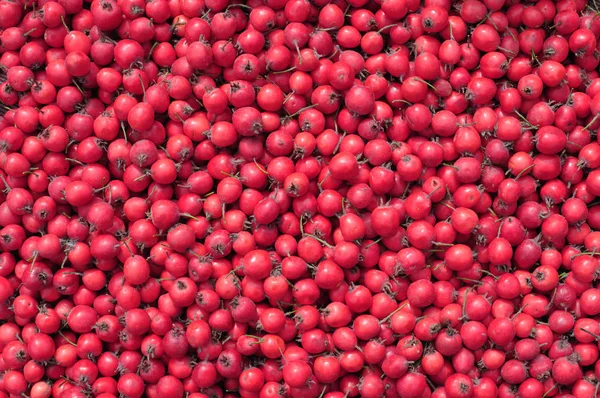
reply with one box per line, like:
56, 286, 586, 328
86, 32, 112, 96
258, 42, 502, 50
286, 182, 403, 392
1, 0, 600, 397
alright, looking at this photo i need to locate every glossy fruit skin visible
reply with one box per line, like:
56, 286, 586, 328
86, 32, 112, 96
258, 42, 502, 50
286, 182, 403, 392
3, 1, 600, 398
